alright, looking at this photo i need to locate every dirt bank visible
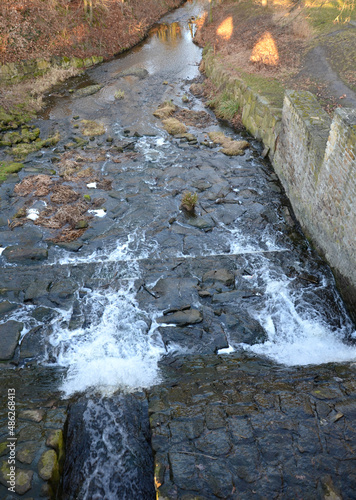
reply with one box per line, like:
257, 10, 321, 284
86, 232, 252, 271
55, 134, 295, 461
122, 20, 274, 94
0, 0, 184, 64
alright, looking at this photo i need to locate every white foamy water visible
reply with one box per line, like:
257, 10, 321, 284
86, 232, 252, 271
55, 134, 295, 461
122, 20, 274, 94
49, 275, 164, 397
88, 209, 106, 217
26, 208, 40, 220
241, 267, 356, 366
54, 230, 158, 267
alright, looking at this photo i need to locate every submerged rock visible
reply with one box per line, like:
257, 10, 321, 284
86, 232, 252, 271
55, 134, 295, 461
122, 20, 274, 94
73, 84, 103, 98
118, 67, 149, 79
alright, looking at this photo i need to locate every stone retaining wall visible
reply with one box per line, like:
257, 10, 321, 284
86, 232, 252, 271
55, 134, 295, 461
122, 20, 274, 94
203, 48, 356, 320
274, 93, 356, 318
0, 55, 104, 84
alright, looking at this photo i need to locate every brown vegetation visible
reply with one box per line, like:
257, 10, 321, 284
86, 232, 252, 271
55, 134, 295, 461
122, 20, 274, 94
0, 0, 183, 65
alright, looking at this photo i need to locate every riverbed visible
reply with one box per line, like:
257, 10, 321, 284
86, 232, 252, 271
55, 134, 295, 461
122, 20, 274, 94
0, 1, 356, 498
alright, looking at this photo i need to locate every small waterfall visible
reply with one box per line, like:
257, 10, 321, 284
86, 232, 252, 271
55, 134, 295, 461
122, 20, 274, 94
62, 395, 155, 500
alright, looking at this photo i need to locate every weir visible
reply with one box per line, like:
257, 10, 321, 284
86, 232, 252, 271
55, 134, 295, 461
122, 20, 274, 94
0, 1, 355, 498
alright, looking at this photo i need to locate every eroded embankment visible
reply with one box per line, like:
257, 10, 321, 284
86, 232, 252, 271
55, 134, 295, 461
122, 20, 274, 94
201, 46, 356, 322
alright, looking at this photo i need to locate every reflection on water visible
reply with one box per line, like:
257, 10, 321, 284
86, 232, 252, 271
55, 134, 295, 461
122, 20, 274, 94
150, 22, 182, 44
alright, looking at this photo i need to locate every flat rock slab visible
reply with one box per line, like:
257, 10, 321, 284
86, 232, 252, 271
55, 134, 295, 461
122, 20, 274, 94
0, 320, 23, 359
3, 246, 48, 263
148, 354, 356, 499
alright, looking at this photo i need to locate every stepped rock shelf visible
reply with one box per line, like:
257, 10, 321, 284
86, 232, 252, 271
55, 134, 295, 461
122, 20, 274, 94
0, 1, 356, 498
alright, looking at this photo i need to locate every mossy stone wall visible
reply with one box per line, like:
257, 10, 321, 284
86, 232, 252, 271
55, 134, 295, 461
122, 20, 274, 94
203, 48, 282, 157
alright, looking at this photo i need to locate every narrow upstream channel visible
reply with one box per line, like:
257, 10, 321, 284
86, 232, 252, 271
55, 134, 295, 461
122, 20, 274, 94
0, 1, 356, 498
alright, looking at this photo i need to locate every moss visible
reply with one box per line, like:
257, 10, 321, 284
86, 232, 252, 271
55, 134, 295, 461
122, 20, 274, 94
14, 207, 26, 218
46, 429, 65, 464
38, 449, 59, 482
114, 89, 125, 99
0, 162, 24, 182
74, 137, 89, 147
80, 120, 105, 136
84, 194, 91, 201
11, 132, 60, 159
2, 132, 22, 144
162, 117, 187, 135
21, 127, 40, 143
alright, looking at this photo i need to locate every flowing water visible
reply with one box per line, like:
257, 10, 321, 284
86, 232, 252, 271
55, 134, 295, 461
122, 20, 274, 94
1, 0, 356, 497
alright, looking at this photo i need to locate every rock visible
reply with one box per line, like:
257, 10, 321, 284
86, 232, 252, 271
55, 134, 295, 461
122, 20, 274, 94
32, 307, 56, 322
0, 301, 18, 316
203, 269, 235, 287
54, 240, 83, 252
25, 279, 51, 301
17, 441, 39, 464
38, 449, 59, 481
157, 309, 203, 326
46, 430, 65, 463
162, 118, 187, 135
15, 469, 33, 495
75, 219, 89, 229
118, 67, 149, 79
184, 215, 215, 230
2, 246, 48, 263
0, 461, 33, 494
0, 320, 23, 360
73, 84, 103, 98
19, 409, 45, 422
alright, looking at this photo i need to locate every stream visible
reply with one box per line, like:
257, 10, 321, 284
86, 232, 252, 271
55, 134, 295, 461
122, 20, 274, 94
0, 0, 356, 498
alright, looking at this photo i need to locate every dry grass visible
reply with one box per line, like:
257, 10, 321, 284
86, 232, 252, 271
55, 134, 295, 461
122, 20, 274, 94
153, 101, 176, 119
50, 184, 80, 204
80, 119, 106, 136
0, 66, 80, 115
208, 131, 249, 156
14, 174, 54, 197
36, 201, 90, 229
50, 228, 87, 243
162, 117, 187, 135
